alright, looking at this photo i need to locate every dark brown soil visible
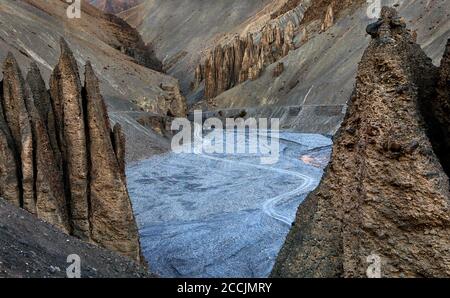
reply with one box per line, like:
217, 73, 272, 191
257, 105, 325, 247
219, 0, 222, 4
0, 199, 151, 278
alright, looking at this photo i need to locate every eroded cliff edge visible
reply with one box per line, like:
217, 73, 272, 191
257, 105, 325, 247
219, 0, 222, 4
272, 8, 450, 278
0, 39, 142, 264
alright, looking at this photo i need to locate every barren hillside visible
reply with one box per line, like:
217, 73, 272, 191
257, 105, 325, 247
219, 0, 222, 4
0, 0, 187, 161
119, 0, 450, 134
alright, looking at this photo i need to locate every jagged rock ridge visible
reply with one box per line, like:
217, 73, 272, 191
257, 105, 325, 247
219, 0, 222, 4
193, 0, 366, 101
195, 2, 307, 99
272, 7, 450, 278
0, 39, 142, 263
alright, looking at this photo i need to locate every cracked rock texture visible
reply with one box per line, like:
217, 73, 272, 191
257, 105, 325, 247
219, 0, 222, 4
272, 8, 450, 278
0, 40, 142, 264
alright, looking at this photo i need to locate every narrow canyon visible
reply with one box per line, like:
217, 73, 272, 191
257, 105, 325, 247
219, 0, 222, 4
0, 0, 449, 279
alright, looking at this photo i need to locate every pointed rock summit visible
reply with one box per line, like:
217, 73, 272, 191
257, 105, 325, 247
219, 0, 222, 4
272, 7, 450, 278
84, 62, 142, 262
321, 4, 334, 31
0, 39, 142, 263
2, 53, 35, 214
50, 38, 90, 240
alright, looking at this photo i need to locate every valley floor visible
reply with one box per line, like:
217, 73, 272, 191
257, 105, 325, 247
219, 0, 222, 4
127, 131, 332, 277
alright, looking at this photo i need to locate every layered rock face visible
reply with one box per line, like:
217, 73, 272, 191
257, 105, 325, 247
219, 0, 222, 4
272, 8, 450, 277
197, 12, 299, 99
195, 0, 365, 100
0, 40, 142, 263
105, 13, 163, 72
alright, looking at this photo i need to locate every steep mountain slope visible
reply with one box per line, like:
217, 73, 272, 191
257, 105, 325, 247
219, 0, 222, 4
0, 42, 144, 263
272, 8, 450, 278
0, 0, 186, 161
0, 198, 150, 278
120, 0, 274, 95
198, 0, 450, 134
123, 0, 449, 135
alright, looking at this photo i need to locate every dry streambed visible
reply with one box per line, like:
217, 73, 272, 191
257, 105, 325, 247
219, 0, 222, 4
127, 132, 332, 277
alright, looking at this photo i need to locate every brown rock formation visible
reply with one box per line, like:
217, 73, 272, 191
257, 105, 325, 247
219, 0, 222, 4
320, 4, 334, 31
0, 82, 20, 207
159, 84, 188, 117
104, 13, 163, 72
84, 62, 141, 262
27, 63, 62, 169
194, 64, 204, 89
272, 8, 450, 278
26, 67, 70, 234
50, 40, 90, 240
112, 123, 127, 182
201, 20, 297, 99
2, 54, 35, 214
0, 39, 143, 264
300, 27, 308, 43
239, 34, 257, 83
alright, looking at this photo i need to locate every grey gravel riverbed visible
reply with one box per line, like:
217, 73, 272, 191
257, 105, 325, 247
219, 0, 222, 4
126, 132, 332, 277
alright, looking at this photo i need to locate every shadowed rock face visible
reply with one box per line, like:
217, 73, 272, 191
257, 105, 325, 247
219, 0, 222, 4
0, 39, 142, 264
2, 54, 35, 214
0, 81, 20, 207
272, 8, 450, 278
421, 39, 450, 178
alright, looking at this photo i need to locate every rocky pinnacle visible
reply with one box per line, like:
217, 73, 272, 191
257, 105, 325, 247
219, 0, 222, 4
84, 61, 142, 262
0, 39, 143, 264
2, 54, 35, 214
50, 39, 90, 240
272, 7, 450, 278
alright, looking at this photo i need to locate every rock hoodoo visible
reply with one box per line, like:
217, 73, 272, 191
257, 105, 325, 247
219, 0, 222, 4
199, 22, 297, 99
272, 8, 450, 278
320, 4, 334, 31
0, 39, 142, 263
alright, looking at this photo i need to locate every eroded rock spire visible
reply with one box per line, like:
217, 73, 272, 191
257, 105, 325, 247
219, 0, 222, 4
84, 61, 142, 262
2, 53, 35, 214
26, 65, 70, 233
50, 39, 90, 240
0, 39, 143, 264
0, 80, 20, 207
272, 7, 450, 278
